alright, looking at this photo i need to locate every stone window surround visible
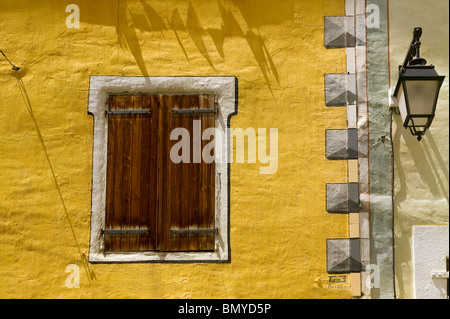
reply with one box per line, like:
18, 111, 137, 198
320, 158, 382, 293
87, 76, 237, 263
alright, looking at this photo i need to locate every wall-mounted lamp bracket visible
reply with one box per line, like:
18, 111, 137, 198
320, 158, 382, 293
391, 28, 446, 141
388, 87, 399, 112
399, 27, 428, 75
0, 50, 21, 71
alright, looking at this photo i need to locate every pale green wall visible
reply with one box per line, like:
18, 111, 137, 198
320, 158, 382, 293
367, 0, 395, 299
389, 0, 449, 299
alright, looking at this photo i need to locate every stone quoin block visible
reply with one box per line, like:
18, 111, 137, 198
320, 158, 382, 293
325, 74, 356, 107
325, 129, 358, 160
326, 183, 359, 213
327, 238, 361, 274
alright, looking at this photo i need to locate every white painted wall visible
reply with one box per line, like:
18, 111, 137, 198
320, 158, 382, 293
413, 226, 449, 299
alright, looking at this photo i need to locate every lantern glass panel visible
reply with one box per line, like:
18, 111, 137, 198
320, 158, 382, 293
404, 79, 440, 115
410, 117, 428, 127
396, 82, 408, 125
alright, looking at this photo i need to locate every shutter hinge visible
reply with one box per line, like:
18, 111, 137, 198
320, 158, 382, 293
101, 229, 150, 235
171, 109, 216, 115
105, 110, 152, 115
169, 228, 216, 235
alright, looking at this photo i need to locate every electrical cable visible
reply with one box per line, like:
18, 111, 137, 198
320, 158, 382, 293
0, 49, 21, 71
389, 107, 397, 299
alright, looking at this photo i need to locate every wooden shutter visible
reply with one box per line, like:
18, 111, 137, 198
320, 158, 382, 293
104, 95, 158, 252
161, 94, 216, 252
104, 94, 215, 253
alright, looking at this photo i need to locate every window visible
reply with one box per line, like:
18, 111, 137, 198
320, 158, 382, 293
88, 76, 237, 263
104, 94, 215, 252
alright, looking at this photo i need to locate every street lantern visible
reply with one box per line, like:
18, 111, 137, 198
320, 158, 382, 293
393, 27, 445, 141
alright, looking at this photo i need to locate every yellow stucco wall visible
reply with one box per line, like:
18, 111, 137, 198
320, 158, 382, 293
389, 0, 449, 299
0, 0, 350, 298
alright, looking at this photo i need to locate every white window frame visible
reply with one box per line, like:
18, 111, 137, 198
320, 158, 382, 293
87, 76, 237, 263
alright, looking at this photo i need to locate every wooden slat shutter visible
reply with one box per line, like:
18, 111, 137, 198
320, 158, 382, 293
104, 94, 215, 253
161, 94, 216, 252
105, 95, 158, 252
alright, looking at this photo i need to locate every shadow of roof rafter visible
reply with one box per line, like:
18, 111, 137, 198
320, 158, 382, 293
113, 0, 289, 91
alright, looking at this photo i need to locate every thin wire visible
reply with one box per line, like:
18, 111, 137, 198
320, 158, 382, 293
389, 107, 397, 299
0, 49, 20, 70
1, 49, 13, 66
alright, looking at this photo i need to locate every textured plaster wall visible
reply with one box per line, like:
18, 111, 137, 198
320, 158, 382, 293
389, 0, 449, 299
366, 0, 395, 299
412, 226, 449, 299
0, 0, 351, 298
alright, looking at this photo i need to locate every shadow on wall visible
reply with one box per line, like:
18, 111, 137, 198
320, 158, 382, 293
12, 71, 97, 284
394, 115, 450, 206
85, 0, 294, 94
392, 113, 449, 299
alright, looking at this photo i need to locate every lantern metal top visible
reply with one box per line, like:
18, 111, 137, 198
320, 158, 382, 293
394, 65, 445, 98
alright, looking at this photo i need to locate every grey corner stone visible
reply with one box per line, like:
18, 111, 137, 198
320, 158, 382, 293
348, 128, 358, 159
327, 238, 361, 274
326, 183, 349, 213
324, 16, 356, 49
327, 239, 351, 273
325, 74, 356, 107
325, 74, 347, 107
326, 130, 348, 160
326, 183, 360, 213
324, 17, 346, 49
348, 183, 360, 212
